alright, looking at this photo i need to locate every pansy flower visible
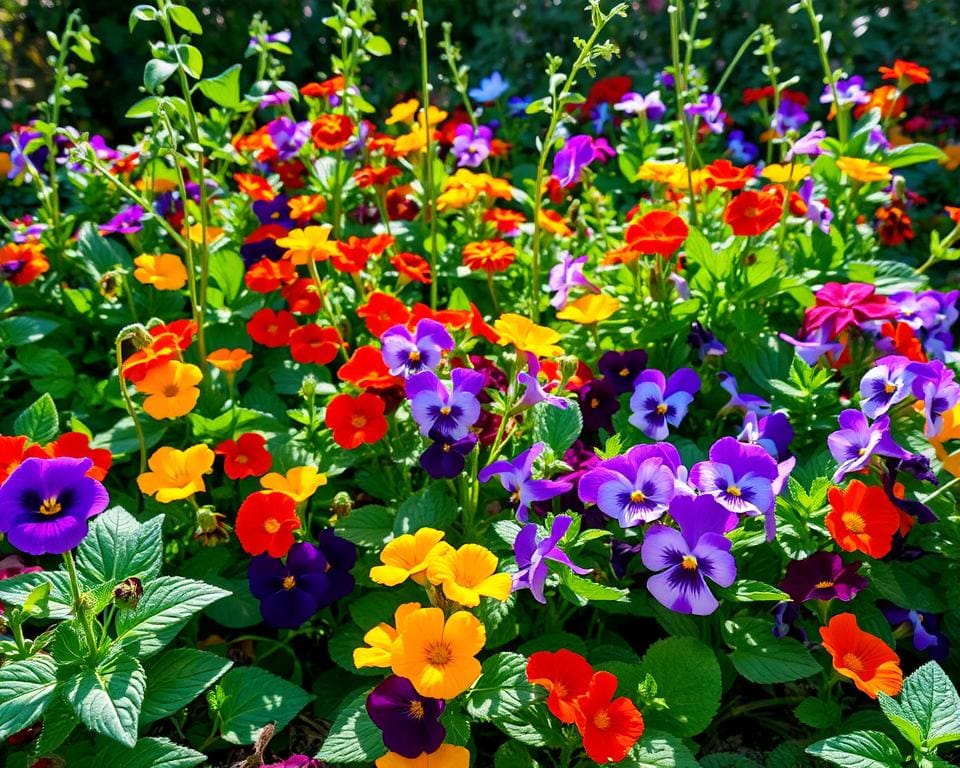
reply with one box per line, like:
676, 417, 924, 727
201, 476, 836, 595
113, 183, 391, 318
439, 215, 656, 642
514, 515, 591, 603
684, 92, 725, 133
517, 353, 570, 410
578, 379, 620, 434
598, 349, 647, 395
717, 372, 771, 415
478, 442, 573, 522
235, 491, 301, 558
325, 392, 389, 449
908, 360, 960, 437
628, 367, 700, 441
526, 649, 594, 723
881, 603, 949, 660
819, 613, 903, 699
381, 319, 454, 378
858, 355, 914, 418
827, 410, 911, 483
406, 368, 483, 441
215, 433, 272, 479
778, 551, 868, 603
248, 541, 331, 629
366, 676, 446, 759
420, 432, 478, 479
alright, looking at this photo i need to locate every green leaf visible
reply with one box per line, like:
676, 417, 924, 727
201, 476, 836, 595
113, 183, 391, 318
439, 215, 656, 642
176, 44, 204, 79
700, 754, 764, 768
724, 618, 821, 684
336, 504, 395, 548
217, 666, 313, 745
638, 636, 721, 737
114, 576, 230, 657
0, 570, 74, 619
719, 579, 790, 602
627, 729, 701, 767
35, 694, 78, 755
794, 696, 841, 729
315, 689, 385, 762
0, 315, 59, 345
532, 400, 582, 454
559, 570, 628, 602
198, 65, 243, 109
877, 661, 960, 750
63, 652, 146, 747
167, 4, 203, 34
80, 736, 207, 768
144, 58, 179, 90
364, 35, 391, 57
495, 741, 541, 767
129, 5, 158, 31
207, 248, 245, 298
76, 507, 164, 586
806, 730, 903, 768
125, 96, 160, 119
0, 654, 59, 739
393, 483, 458, 535
142, 649, 232, 724
883, 142, 946, 169
465, 652, 539, 721
868, 561, 945, 613
13, 393, 59, 443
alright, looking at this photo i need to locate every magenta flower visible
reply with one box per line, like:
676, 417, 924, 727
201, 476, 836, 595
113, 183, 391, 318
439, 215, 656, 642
684, 93, 726, 134
548, 251, 599, 309
803, 282, 897, 337
514, 515, 591, 603
551, 135, 614, 188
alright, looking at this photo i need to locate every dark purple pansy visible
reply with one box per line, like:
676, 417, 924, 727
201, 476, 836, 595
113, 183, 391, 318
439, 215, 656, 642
880, 602, 949, 661
478, 442, 572, 522
315, 527, 356, 602
420, 432, 478, 479
248, 542, 331, 629
381, 319, 454, 379
738, 411, 794, 461
254, 195, 296, 229
514, 514, 591, 603
628, 367, 700, 441
578, 379, 620, 434
406, 368, 483, 440
262, 756, 322, 768
778, 551, 868, 603
597, 349, 648, 395
688, 321, 726, 360
0, 457, 109, 556
366, 675, 445, 758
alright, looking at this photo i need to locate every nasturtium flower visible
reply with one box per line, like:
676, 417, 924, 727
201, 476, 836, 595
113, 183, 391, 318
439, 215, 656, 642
478, 442, 573, 522
514, 515, 591, 603
556, 293, 620, 325
461, 239, 515, 273
826, 480, 900, 558
374, 745, 470, 768
235, 490, 301, 558
248, 541, 331, 629
338, 345, 402, 391
879, 59, 931, 85
215, 433, 272, 479
235, 172, 277, 201
137, 444, 215, 502
325, 392, 389, 449
133, 253, 188, 290
779, 551, 868, 603
390, 607, 486, 699
526, 649, 594, 723
207, 347, 253, 373
819, 613, 903, 698
761, 163, 811, 185
426, 543, 512, 606
288, 324, 344, 365
623, 210, 689, 256
406, 369, 483, 440
366, 675, 446, 759
135, 360, 202, 420
260, 466, 327, 503
574, 670, 646, 764
358, 292, 412, 338
381, 319, 454, 378
723, 189, 782, 236
247, 308, 299, 348
276, 225, 337, 264
370, 527, 447, 586
628, 367, 700, 441
0, 457, 109, 555
45, 432, 112, 482
835, 156, 892, 184
493, 313, 563, 358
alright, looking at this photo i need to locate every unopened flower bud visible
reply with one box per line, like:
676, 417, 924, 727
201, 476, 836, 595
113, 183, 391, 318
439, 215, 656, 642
331, 491, 353, 518
113, 577, 143, 609
558, 355, 579, 381
195, 508, 231, 547
99, 270, 123, 301
300, 374, 318, 399
892, 174, 906, 200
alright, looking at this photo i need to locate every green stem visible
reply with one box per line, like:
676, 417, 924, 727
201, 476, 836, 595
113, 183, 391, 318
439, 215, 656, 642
63, 550, 98, 661
803, 0, 847, 146
115, 334, 148, 478
669, 1, 699, 227
921, 475, 960, 503
714, 27, 762, 99
415, 0, 440, 310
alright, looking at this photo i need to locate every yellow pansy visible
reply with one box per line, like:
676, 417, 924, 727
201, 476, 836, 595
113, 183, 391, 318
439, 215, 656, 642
494, 313, 564, 358
556, 293, 620, 324
259, 466, 327, 502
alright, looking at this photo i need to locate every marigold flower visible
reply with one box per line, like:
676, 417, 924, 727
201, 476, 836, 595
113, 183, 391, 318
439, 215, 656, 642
207, 348, 253, 373
215, 433, 272, 479
325, 393, 389, 449
276, 225, 337, 265
137, 444, 215, 502
248, 308, 299, 348
133, 253, 188, 291
374, 745, 470, 768
826, 480, 901, 558
819, 613, 903, 698
235, 491, 301, 558
289, 324, 344, 365
526, 649, 595, 723
494, 313, 564, 358
390, 607, 486, 699
426, 543, 512, 606
338, 345, 404, 390
370, 527, 447, 586
354, 602, 422, 668
724, 189, 782, 236
234, 172, 276, 201
311, 113, 354, 151
45, 432, 113, 482
135, 360, 203, 420
260, 466, 327, 503
0, 242, 50, 286
556, 293, 620, 325
836, 157, 892, 184
357, 292, 412, 337
574, 671, 646, 763
462, 239, 516, 273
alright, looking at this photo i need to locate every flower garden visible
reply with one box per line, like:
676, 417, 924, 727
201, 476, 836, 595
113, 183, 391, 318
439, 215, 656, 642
1, 1, 959, 767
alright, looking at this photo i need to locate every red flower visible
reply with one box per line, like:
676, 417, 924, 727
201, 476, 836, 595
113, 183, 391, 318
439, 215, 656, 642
300, 76, 345, 98
337, 345, 403, 390
483, 208, 526, 235
624, 210, 689, 257
353, 165, 401, 188
215, 433, 272, 479
311, 113, 354, 151
875, 202, 914, 246
357, 292, 411, 337
282, 278, 321, 314
325, 393, 388, 449
245, 258, 296, 293
150, 319, 197, 350
581, 75, 633, 117
526, 649, 594, 724
247, 308, 298, 348
945, 206, 960, 225
0, 435, 47, 483
385, 185, 420, 221
45, 432, 112, 481
0, 242, 49, 286
880, 321, 927, 362
235, 491, 300, 557
704, 158, 756, 191
723, 189, 782, 236
332, 235, 394, 274
742, 85, 776, 105
234, 173, 276, 201
121, 334, 180, 383
575, 671, 645, 763
390, 251, 431, 285
289, 324, 344, 365
275, 159, 307, 190
462, 239, 516, 273
826, 480, 901, 559
879, 60, 931, 86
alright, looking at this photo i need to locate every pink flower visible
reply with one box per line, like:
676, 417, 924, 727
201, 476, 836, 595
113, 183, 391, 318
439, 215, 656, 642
804, 282, 897, 337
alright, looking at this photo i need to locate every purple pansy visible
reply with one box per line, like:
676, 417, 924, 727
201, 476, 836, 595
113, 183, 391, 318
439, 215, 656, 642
598, 349, 648, 396
258, 90, 294, 109
628, 368, 701, 440
99, 204, 144, 235
684, 93, 726, 134
772, 100, 810, 135
738, 411, 794, 461
254, 195, 296, 229
908, 360, 960, 437
797, 177, 833, 234
366, 675, 446, 758
267, 117, 311, 161
779, 326, 845, 366
452, 124, 493, 168
517, 353, 570, 410
785, 128, 827, 161
315, 527, 357, 602
548, 251, 599, 309
859, 354, 915, 418
420, 432, 478, 479
478, 442, 573, 522
406, 368, 483, 440
381, 319, 455, 378
0, 457, 109, 556
688, 321, 727, 360
881, 604, 949, 661
578, 379, 620, 434
778, 551, 868, 603
890, 290, 941, 330
551, 135, 614, 188
614, 91, 666, 121
820, 75, 871, 107
727, 129, 759, 164
247, 542, 332, 629
640, 494, 737, 616
514, 514, 591, 603
827, 409, 912, 483
717, 372, 771, 415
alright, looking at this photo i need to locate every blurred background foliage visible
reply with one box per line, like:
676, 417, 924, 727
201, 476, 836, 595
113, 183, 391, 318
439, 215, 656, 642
1, 0, 959, 139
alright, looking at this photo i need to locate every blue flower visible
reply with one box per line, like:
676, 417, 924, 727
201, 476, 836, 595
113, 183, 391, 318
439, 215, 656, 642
469, 71, 509, 102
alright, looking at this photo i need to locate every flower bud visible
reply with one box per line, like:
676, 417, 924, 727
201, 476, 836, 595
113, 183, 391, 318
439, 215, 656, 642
300, 373, 319, 399
558, 354, 579, 381
331, 491, 353, 518
195, 508, 231, 546
113, 577, 143, 609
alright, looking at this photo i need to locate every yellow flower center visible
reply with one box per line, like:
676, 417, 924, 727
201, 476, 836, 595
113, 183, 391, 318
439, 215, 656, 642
440, 406, 452, 416
681, 555, 699, 571
409, 350, 421, 363
590, 397, 600, 409
38, 497, 62, 516
814, 580, 835, 589
443, 444, 452, 452
264, 517, 281, 534
842, 652, 865, 673
163, 384, 180, 398
884, 382, 896, 394
619, 367, 631, 377
282, 575, 296, 590
592, 709, 612, 730
408, 700, 425, 720
352, 415, 368, 428
842, 512, 867, 534
630, 490, 646, 503
426, 641, 452, 667
727, 485, 742, 498
656, 403, 668, 415
857, 447, 867, 456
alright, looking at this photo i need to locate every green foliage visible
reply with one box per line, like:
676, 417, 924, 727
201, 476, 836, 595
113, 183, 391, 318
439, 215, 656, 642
215, 666, 313, 745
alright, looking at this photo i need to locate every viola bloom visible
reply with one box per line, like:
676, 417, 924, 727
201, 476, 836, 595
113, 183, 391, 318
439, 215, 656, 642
628, 367, 701, 440
909, 360, 960, 437
370, 527, 447, 586
215, 433, 273, 479
135, 360, 203, 419
325, 392, 389, 449
381, 319, 455, 378
826, 480, 901, 558
248, 541, 331, 628
778, 551, 868, 603
260, 466, 327, 502
574, 671, 646, 763
526, 649, 595, 723
858, 355, 914, 418
137, 444, 215, 502
235, 491, 302, 558
819, 613, 903, 698
0, 457, 109, 555
548, 251, 599, 309
406, 369, 484, 440
133, 253, 188, 290
390, 607, 486, 699
366, 675, 446, 759
827, 410, 911, 483
420, 432, 478, 479
426, 543, 512, 607
514, 515, 591, 603
478, 442, 573, 522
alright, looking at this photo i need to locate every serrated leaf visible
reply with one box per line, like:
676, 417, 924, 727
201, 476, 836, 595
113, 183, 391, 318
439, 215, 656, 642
76, 507, 164, 586
217, 666, 313, 745
638, 636, 721, 737
719, 579, 790, 602
336, 504, 395, 548
806, 730, 903, 768
0, 570, 74, 619
0, 654, 59, 739
315, 689, 385, 762
393, 484, 457, 535
878, 661, 960, 750
724, 618, 821, 684
628, 729, 702, 767
14, 393, 59, 442
142, 649, 232, 724
63, 652, 145, 747
35, 694, 78, 755
532, 400, 582, 455
465, 652, 539, 721
82, 736, 207, 768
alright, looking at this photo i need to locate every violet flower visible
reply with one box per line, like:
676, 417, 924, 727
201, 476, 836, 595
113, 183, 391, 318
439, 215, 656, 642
727, 130, 759, 164
381, 319, 454, 378
881, 604, 949, 660
478, 442, 572, 522
684, 93, 726, 134
779, 326, 844, 366
406, 368, 483, 440
717, 372, 771, 415
267, 117, 310, 161
598, 349, 649, 396
578, 379, 620, 434
859, 354, 915, 418
548, 251, 599, 309
451, 124, 493, 168
640, 494, 737, 616
778, 551, 868, 603
908, 361, 960, 437
517, 353, 570, 410
315, 527, 357, 602
738, 411, 794, 461
366, 675, 445, 758
551, 135, 614, 188
772, 100, 810, 135
785, 128, 827, 161
797, 177, 833, 234
614, 91, 666, 121
469, 71, 509, 102
420, 432, 478, 479
258, 90, 293, 109
514, 514, 591, 603
628, 368, 701, 441
99, 204, 144, 235
247, 542, 331, 629
827, 409, 912, 482
688, 322, 726, 361
890, 290, 941, 330
254, 195, 296, 228
820, 75, 870, 107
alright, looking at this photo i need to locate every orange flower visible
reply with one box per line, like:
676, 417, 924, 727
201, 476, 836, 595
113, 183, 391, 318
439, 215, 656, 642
234, 173, 276, 202
207, 348, 253, 373
462, 240, 516, 274
333, 235, 393, 274
353, 165, 402, 188
879, 60, 930, 85
483, 208, 526, 235
245, 258, 296, 293
854, 86, 907, 120
135, 360, 202, 420
526, 649, 595, 724
390, 252, 431, 285
354, 602, 421, 668
0, 242, 49, 286
385, 98, 420, 126
556, 293, 620, 325
374, 745, 470, 768
624, 210, 689, 257
928, 402, 960, 478
311, 113, 354, 151
826, 480, 900, 558
819, 613, 903, 698
133, 253, 188, 291
945, 205, 960, 225
121, 334, 181, 383
494, 313, 563, 358
288, 194, 327, 222
703, 158, 755, 191
538, 209, 573, 238
836, 157, 892, 184
235, 491, 301, 557
300, 76, 344, 99
357, 292, 412, 337
724, 189, 782, 236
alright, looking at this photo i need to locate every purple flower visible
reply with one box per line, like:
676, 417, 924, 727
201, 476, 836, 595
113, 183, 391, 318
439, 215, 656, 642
890, 290, 941, 330
99, 204, 144, 235
772, 100, 809, 135
717, 372, 771, 415
578, 379, 620, 434
578, 443, 687, 527
451, 124, 493, 168
908, 361, 960, 437
689, 437, 780, 539
420, 432, 478, 479
551, 135, 614, 188
684, 93, 726, 134
591, 103, 612, 134
469, 71, 509, 102
827, 409, 911, 482
628, 368, 701, 441
785, 128, 827, 161
779, 326, 845, 366
248, 29, 292, 49
315, 527, 356, 602
247, 542, 331, 629
727, 130, 759, 164
267, 117, 310, 161
797, 177, 833, 234
253, 195, 295, 228
366, 675, 445, 758
820, 75, 870, 107
89, 135, 121, 162
548, 251, 599, 309
598, 349, 648, 396
0, 457, 109, 555
738, 411, 794, 461
881, 604, 949, 660
778, 552, 868, 603
381, 319, 454, 378
614, 91, 666, 121
688, 322, 726, 360
859, 355, 915, 418
258, 90, 293, 109
514, 514, 591, 603
406, 368, 483, 440
640, 494, 737, 616
867, 126, 891, 152
517, 353, 570, 410
478, 442, 572, 522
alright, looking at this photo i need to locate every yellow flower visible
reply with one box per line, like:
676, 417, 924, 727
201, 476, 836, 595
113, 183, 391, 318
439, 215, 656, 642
260, 466, 327, 502
375, 745, 470, 768
137, 444, 215, 502
494, 313, 563, 358
390, 607, 486, 699
836, 157, 892, 184
385, 98, 420, 126
184, 223, 226, 244
288, 194, 327, 221
426, 543, 512, 607
353, 602, 422, 669
206, 348, 253, 373
436, 170, 512, 211
940, 144, 960, 172
133, 253, 188, 291
636, 161, 688, 186
929, 403, 960, 478
135, 360, 202, 420
275, 226, 337, 265
761, 163, 812, 185
370, 528, 448, 586
556, 293, 620, 325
